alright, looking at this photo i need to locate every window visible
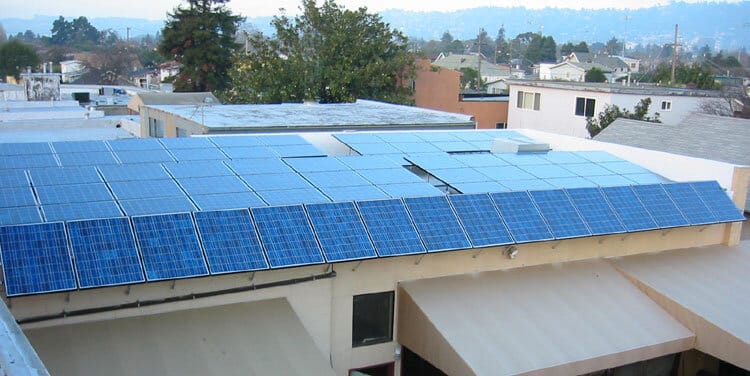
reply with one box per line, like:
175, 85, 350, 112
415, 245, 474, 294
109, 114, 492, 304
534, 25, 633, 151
176, 127, 189, 137
352, 291, 394, 347
516, 91, 540, 111
495, 122, 507, 129
630, 62, 637, 68
661, 101, 672, 111
575, 97, 596, 117
148, 118, 164, 138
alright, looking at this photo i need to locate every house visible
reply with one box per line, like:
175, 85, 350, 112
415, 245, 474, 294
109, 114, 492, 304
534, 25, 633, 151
126, 92, 220, 115
595, 113, 750, 212
413, 59, 509, 129
158, 61, 182, 82
507, 79, 731, 138
131, 68, 160, 90
59, 60, 85, 83
0, 128, 748, 375
433, 53, 524, 86
564, 52, 636, 82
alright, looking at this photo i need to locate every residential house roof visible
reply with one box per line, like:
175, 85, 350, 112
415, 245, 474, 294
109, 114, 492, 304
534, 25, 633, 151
568, 52, 630, 70
433, 53, 517, 78
506, 79, 725, 97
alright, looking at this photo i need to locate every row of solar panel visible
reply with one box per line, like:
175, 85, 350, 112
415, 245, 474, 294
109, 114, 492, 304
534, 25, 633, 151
0, 181, 744, 297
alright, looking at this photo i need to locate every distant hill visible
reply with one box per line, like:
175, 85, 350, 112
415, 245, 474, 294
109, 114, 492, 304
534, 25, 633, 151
2, 2, 748, 49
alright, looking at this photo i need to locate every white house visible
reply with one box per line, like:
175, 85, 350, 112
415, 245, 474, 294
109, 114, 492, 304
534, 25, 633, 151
507, 80, 731, 138
59, 60, 85, 83
158, 61, 182, 83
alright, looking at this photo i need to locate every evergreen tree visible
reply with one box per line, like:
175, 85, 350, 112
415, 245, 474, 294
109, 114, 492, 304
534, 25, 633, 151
159, 0, 244, 92
0, 40, 40, 80
584, 67, 607, 82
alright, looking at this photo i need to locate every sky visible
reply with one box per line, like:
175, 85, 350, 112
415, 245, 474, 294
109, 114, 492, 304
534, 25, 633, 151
1, 0, 742, 20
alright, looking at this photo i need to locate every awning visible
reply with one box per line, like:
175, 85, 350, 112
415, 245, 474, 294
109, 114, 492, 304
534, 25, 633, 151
24, 298, 335, 376
613, 241, 750, 370
398, 259, 695, 376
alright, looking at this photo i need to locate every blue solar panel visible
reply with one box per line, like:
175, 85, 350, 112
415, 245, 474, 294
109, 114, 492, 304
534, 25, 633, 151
303, 171, 372, 188
194, 210, 269, 274
159, 137, 215, 149
631, 184, 689, 228
490, 191, 554, 243
574, 151, 624, 163
67, 217, 145, 288
528, 190, 591, 239
564, 188, 626, 235
336, 155, 402, 170
544, 177, 599, 189
451, 154, 506, 167
624, 173, 667, 184
662, 183, 717, 225
501, 179, 556, 191
0, 170, 29, 188
495, 153, 549, 166
192, 192, 267, 211
356, 199, 426, 257
163, 161, 234, 178
453, 131, 497, 141
431, 141, 478, 152
406, 155, 465, 170
177, 176, 250, 195
115, 149, 175, 164
334, 133, 384, 144
391, 143, 443, 154
258, 134, 309, 146
357, 168, 424, 185
226, 158, 294, 175
0, 187, 37, 208
598, 161, 651, 175
0, 206, 43, 226
119, 196, 196, 216
559, 163, 615, 177
451, 181, 508, 194
305, 202, 377, 262
415, 132, 461, 142
132, 213, 208, 281
689, 181, 746, 222
107, 139, 165, 151
0, 142, 52, 156
540, 151, 589, 164
209, 136, 266, 147
250, 205, 324, 268
403, 196, 470, 252
97, 164, 170, 182
378, 183, 444, 198
447, 193, 514, 247
108, 179, 186, 200
256, 188, 330, 206
429, 168, 490, 184
35, 183, 113, 205
474, 166, 535, 181
285, 157, 348, 172
585, 175, 634, 187
170, 148, 227, 161
269, 144, 325, 158
348, 142, 402, 155
376, 133, 423, 143
28, 166, 102, 186
52, 140, 109, 153
600, 186, 658, 232
220, 146, 277, 159
319, 185, 389, 202
241, 173, 312, 191
520, 164, 577, 179
0, 223, 76, 296
0, 154, 59, 169
42, 201, 122, 222
58, 151, 118, 166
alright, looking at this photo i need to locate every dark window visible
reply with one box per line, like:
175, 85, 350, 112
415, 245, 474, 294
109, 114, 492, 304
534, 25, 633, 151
352, 291, 394, 347
575, 97, 586, 116
585, 98, 596, 117
575, 97, 596, 117
495, 122, 507, 129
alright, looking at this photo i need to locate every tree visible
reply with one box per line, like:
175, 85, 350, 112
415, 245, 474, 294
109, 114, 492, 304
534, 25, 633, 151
76, 43, 138, 85
525, 34, 556, 64
0, 23, 7, 44
459, 67, 483, 89
159, 0, 244, 92
51, 16, 101, 48
584, 67, 606, 82
560, 41, 588, 56
652, 62, 719, 89
495, 26, 509, 63
604, 37, 622, 55
224, 0, 414, 104
0, 40, 40, 80
586, 98, 660, 137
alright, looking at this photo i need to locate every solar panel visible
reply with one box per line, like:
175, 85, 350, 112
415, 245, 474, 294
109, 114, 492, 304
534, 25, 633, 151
119, 196, 196, 216
163, 161, 234, 178
35, 183, 113, 205
501, 179, 556, 191
159, 137, 215, 149
495, 153, 549, 166
67, 217, 145, 288
256, 188, 330, 206
474, 166, 536, 181
0, 170, 29, 188
453, 131, 497, 141
0, 154, 59, 170
451, 153, 506, 167
194, 209, 269, 274
269, 144, 325, 158
564, 187, 627, 235
0, 206, 43, 226
540, 151, 589, 164
28, 166, 102, 186
451, 181, 508, 194
574, 151, 625, 163
209, 136, 266, 147
333, 133, 384, 144
336, 155, 402, 170
0, 222, 76, 296
303, 170, 373, 188
429, 168, 490, 184
108, 179, 186, 200
192, 192, 267, 211
631, 184, 689, 228
356, 199, 426, 257
42, 201, 122, 222
58, 151, 118, 166
600, 186, 658, 232
584, 175, 634, 187
598, 161, 651, 175
520, 164, 577, 179
403, 196, 471, 252
220, 146, 277, 159
544, 177, 599, 189
241, 173, 312, 191
250, 205, 324, 268
107, 139, 165, 151
226, 158, 294, 175
391, 143, 443, 154
177, 176, 251, 195
97, 164, 170, 182
689, 181, 746, 222
490, 191, 554, 243
447, 193, 514, 247
319, 185, 389, 202
115, 149, 175, 164
662, 183, 717, 225
0, 187, 37, 208
377, 182, 444, 198
405, 155, 465, 170
170, 147, 228, 161
132, 213, 208, 281
52, 140, 110, 153
431, 141, 478, 152
415, 132, 461, 142
528, 190, 591, 239
624, 173, 667, 184
258, 134, 309, 146
305, 201, 377, 262
284, 157, 348, 172
559, 163, 615, 177
347, 142, 402, 155
357, 168, 424, 185
0, 142, 52, 156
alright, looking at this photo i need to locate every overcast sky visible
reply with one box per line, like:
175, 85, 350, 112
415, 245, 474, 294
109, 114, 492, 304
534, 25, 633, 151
3, 0, 740, 20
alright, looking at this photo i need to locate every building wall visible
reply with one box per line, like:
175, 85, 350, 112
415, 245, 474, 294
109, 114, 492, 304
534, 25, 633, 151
549, 64, 585, 82
139, 106, 207, 138
609, 94, 716, 125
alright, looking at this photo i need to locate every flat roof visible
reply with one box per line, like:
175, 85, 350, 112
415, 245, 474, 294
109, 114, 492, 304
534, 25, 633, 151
146, 100, 475, 130
0, 117, 135, 142
507, 79, 724, 97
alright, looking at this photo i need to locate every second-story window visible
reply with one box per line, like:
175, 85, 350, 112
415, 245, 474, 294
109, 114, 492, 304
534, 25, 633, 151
517, 91, 541, 111
575, 97, 596, 117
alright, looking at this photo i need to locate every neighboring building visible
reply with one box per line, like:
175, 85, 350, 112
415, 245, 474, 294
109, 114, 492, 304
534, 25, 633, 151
0, 83, 26, 101
562, 52, 636, 82
137, 99, 475, 138
0, 129, 748, 376
433, 53, 524, 85
158, 61, 182, 82
596, 113, 750, 212
0, 100, 105, 122
21, 73, 62, 101
59, 60, 85, 83
131, 68, 160, 90
414, 59, 509, 129
507, 80, 730, 138
127, 92, 220, 115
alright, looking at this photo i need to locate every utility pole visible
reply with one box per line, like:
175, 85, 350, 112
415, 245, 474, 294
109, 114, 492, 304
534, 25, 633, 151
667, 24, 681, 85
126, 27, 130, 43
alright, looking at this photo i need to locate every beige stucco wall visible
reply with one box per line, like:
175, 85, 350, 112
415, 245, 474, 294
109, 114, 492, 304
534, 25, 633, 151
139, 106, 208, 138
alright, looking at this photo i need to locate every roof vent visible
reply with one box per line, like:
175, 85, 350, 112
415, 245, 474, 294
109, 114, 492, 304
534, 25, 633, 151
491, 138, 550, 153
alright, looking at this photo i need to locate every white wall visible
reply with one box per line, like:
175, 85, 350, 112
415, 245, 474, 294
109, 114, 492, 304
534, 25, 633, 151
610, 94, 720, 125
549, 65, 585, 82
